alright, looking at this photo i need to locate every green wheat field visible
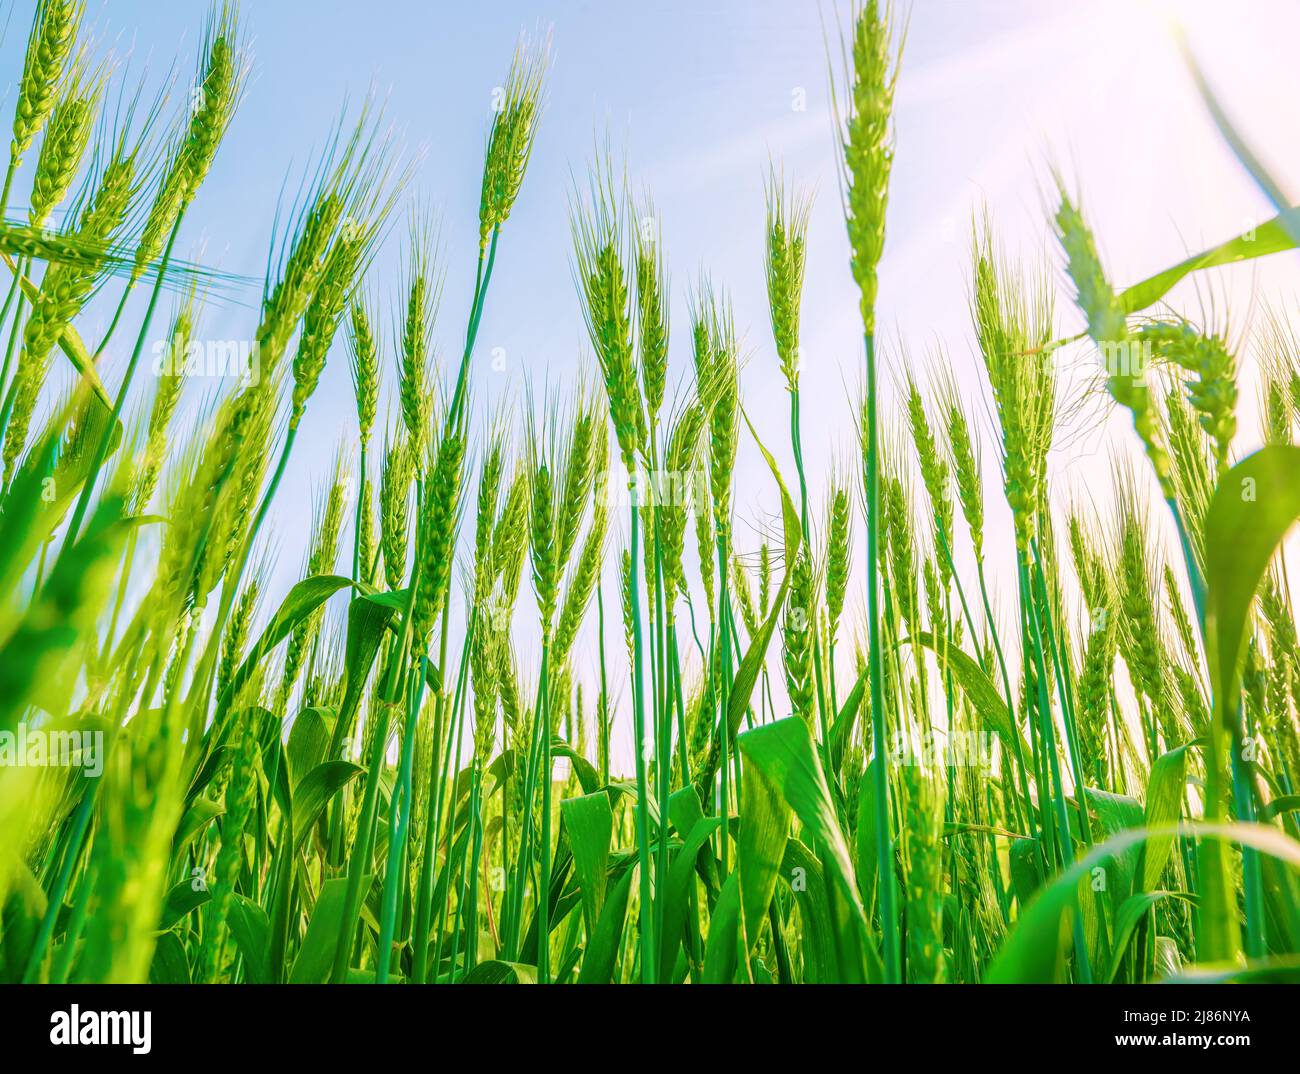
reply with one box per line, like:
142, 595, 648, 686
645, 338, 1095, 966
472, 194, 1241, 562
1, 0, 1299, 987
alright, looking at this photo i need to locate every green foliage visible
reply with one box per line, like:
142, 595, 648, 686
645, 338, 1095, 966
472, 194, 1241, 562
1, 1, 1298, 991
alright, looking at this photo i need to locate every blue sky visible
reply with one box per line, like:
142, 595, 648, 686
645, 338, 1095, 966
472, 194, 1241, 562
6, 1, 1299, 748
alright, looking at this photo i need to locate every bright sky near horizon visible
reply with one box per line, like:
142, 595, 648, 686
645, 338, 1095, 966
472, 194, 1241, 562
7, 0, 1300, 755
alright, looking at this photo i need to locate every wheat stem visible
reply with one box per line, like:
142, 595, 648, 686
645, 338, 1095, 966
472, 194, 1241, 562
864, 333, 900, 983
0, 260, 31, 441
628, 496, 656, 983
92, 285, 132, 359
537, 634, 552, 983
64, 220, 182, 547
449, 229, 498, 426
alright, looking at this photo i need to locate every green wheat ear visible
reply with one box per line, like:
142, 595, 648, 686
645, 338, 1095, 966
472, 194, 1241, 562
133, 289, 197, 513
552, 470, 607, 671
4, 149, 154, 484
633, 196, 669, 430
971, 211, 1056, 560
379, 429, 415, 592
552, 387, 599, 577
9, 0, 85, 172
472, 421, 507, 605
178, 3, 248, 206
396, 211, 441, 463
1161, 384, 1213, 556
934, 363, 984, 567
834, 0, 901, 336
357, 474, 378, 586
660, 399, 705, 607
902, 363, 953, 582
492, 461, 530, 589
782, 548, 816, 726
478, 31, 548, 250
1054, 181, 1175, 502
255, 107, 394, 382
617, 546, 636, 664
412, 407, 468, 649
203, 703, 260, 980
217, 567, 264, 706
1256, 301, 1300, 446
693, 456, 717, 622
825, 482, 852, 639
899, 748, 946, 983
700, 287, 739, 553
731, 554, 758, 637
527, 407, 560, 637
470, 610, 501, 765
764, 165, 812, 393
1135, 319, 1237, 477
1111, 465, 1170, 732
291, 214, 373, 429
28, 59, 101, 229
2, 108, 147, 482
1076, 602, 1117, 781
131, 3, 247, 284
348, 293, 381, 449
281, 449, 350, 708
571, 152, 645, 476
